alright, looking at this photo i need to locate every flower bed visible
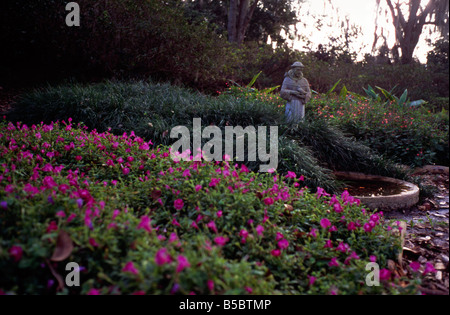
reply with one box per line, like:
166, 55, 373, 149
311, 95, 449, 167
0, 120, 427, 294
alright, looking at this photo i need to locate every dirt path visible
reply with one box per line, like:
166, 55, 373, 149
385, 169, 449, 295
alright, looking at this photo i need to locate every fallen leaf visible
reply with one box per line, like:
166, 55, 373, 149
50, 230, 74, 262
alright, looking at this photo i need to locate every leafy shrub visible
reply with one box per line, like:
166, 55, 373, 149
311, 94, 449, 167
0, 120, 426, 294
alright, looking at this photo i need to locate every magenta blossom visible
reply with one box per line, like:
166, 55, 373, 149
176, 255, 191, 273
137, 215, 152, 233
409, 261, 421, 272
256, 225, 264, 236
423, 262, 436, 275
155, 248, 172, 266
320, 218, 331, 229
9, 245, 23, 262
328, 257, 339, 267
122, 261, 139, 275
174, 199, 184, 210
207, 221, 218, 233
263, 197, 274, 206
308, 275, 316, 286
285, 171, 296, 179
277, 239, 289, 250
271, 249, 281, 257
379, 269, 391, 281
214, 236, 229, 247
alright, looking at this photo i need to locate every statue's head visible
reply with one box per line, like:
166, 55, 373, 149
290, 61, 304, 78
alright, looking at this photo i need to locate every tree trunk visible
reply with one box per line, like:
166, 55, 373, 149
228, 0, 259, 44
228, 0, 238, 42
386, 0, 439, 64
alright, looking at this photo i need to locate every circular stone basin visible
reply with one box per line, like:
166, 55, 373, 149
334, 172, 420, 211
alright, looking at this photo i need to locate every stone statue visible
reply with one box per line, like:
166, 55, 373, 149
280, 61, 312, 123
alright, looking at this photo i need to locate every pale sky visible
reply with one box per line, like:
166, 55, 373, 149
281, 0, 438, 63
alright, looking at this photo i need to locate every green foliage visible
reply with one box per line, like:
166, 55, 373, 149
7, 80, 411, 192
311, 94, 449, 167
0, 120, 422, 294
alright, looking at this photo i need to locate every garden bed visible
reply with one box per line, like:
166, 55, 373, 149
0, 120, 429, 295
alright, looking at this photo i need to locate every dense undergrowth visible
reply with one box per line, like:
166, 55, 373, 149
0, 120, 427, 295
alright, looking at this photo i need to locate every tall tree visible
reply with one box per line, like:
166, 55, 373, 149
228, 0, 259, 43
379, 0, 449, 64
182, 0, 298, 45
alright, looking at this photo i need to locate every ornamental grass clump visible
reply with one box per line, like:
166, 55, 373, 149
0, 120, 429, 295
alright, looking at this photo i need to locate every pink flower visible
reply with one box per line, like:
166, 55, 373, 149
9, 245, 23, 262
182, 169, 191, 177
369, 255, 377, 262
191, 221, 199, 229
174, 199, 184, 210
207, 280, 215, 292
207, 221, 218, 233
176, 255, 191, 273
240, 165, 250, 173
214, 236, 229, 247
336, 242, 350, 253
216, 210, 222, 218
75, 155, 83, 161
328, 257, 339, 267
324, 240, 333, 249
139, 143, 150, 150
277, 239, 289, 250
122, 261, 139, 275
169, 233, 178, 243
308, 228, 318, 238
244, 286, 253, 293
56, 210, 66, 218
363, 223, 373, 233
46, 221, 58, 233
409, 261, 421, 272
285, 171, 296, 179
87, 288, 101, 295
271, 249, 281, 257
256, 225, 264, 236
137, 215, 152, 233
308, 275, 316, 286
89, 238, 99, 247
379, 269, 391, 281
333, 202, 343, 213
347, 222, 357, 231
320, 218, 331, 229
263, 197, 274, 206
155, 248, 172, 266
329, 225, 338, 232
195, 185, 202, 192
423, 262, 436, 275
122, 167, 130, 175
209, 178, 220, 187
275, 232, 284, 241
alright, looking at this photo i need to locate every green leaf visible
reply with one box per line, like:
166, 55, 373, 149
398, 89, 408, 106
339, 85, 348, 99
376, 86, 396, 102
326, 79, 341, 95
246, 71, 262, 88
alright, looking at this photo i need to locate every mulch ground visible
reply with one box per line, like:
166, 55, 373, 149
386, 169, 449, 295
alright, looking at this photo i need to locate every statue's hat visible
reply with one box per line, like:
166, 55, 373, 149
290, 61, 304, 68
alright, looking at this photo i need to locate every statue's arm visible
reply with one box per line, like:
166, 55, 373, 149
280, 78, 296, 101
302, 79, 312, 103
